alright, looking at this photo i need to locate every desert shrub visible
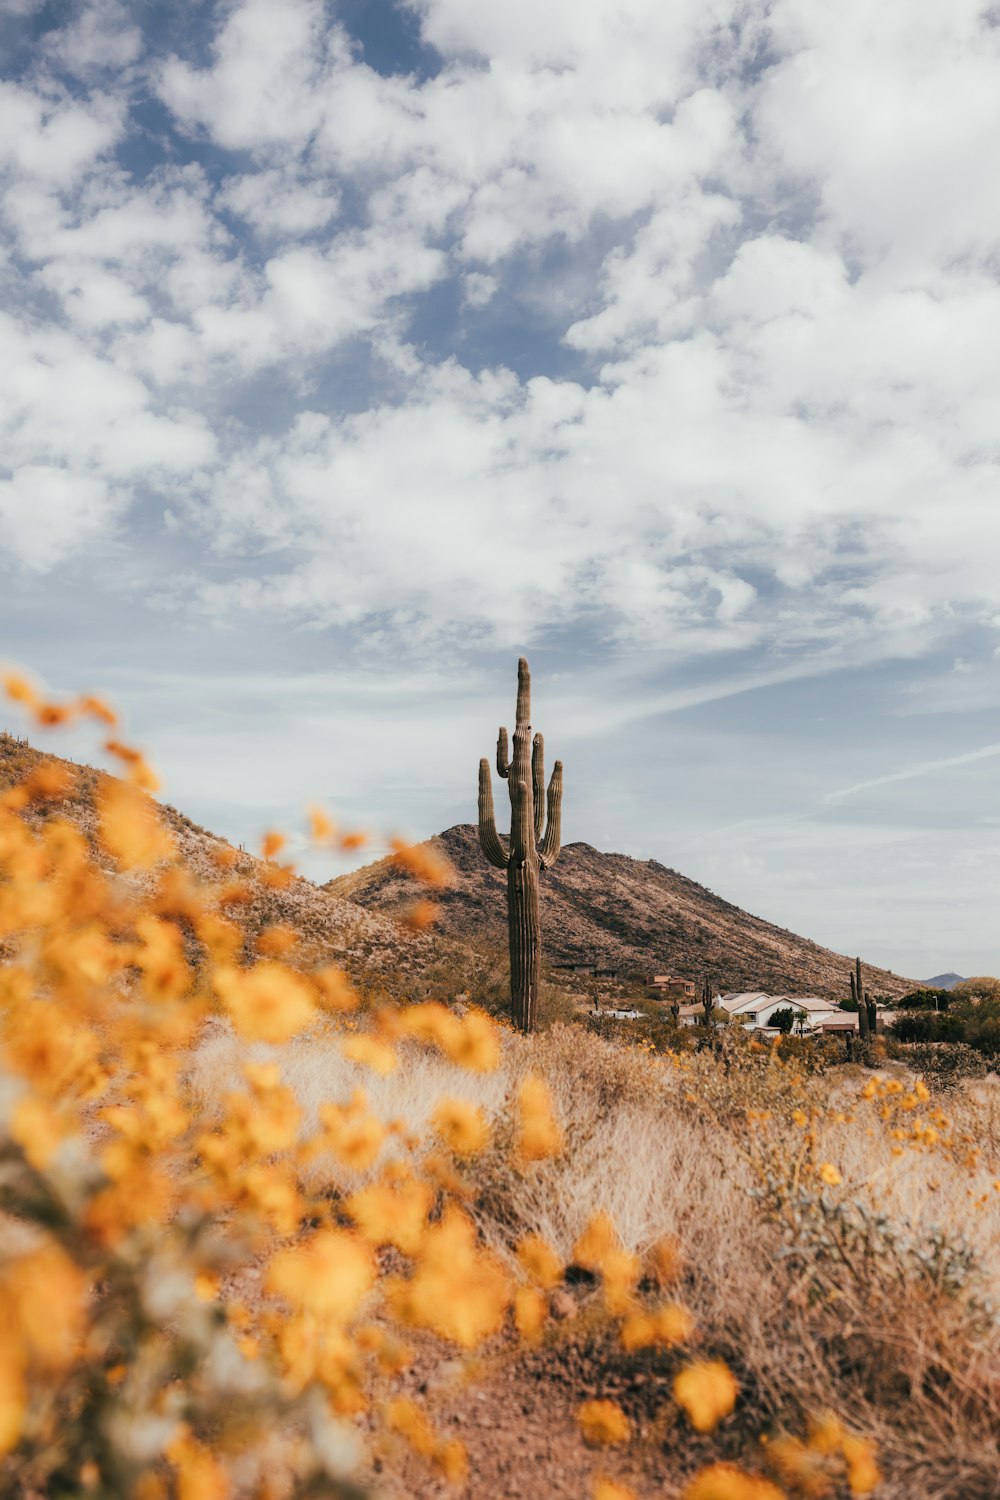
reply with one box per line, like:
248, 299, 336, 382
7, 679, 998, 1499
888, 1041, 991, 1084
897, 987, 953, 1010
6, 678, 874, 1500
950, 976, 1000, 1004
891, 1010, 964, 1044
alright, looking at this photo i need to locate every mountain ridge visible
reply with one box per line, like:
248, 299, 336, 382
326, 823, 917, 1000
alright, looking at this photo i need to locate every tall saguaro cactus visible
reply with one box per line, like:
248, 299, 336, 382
477, 658, 563, 1033
850, 956, 877, 1042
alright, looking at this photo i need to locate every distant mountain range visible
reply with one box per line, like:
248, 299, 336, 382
327, 824, 918, 1001
922, 972, 966, 990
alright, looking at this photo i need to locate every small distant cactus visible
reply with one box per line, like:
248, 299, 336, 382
850, 956, 878, 1040
701, 978, 713, 1027
477, 658, 563, 1033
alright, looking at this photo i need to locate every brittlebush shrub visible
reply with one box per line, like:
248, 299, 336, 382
0, 677, 893, 1500
13, 684, 977, 1500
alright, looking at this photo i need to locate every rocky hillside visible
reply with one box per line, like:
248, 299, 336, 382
0, 733, 473, 998
328, 824, 917, 1000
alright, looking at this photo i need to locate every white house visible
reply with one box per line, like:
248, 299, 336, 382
717, 992, 855, 1034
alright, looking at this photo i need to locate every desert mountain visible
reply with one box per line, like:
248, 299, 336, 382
0, 732, 472, 997
922, 972, 965, 990
328, 824, 917, 1000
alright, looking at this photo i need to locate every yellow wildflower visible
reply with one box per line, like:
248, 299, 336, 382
389, 837, 454, 888
513, 1285, 547, 1339
818, 1163, 841, 1187
97, 779, 174, 869
646, 1234, 683, 1286
307, 805, 337, 842
214, 962, 315, 1043
593, 1480, 640, 1500
267, 1229, 374, 1324
577, 1399, 631, 1447
673, 1360, 739, 1432
682, 1462, 786, 1500
389, 1205, 510, 1348
341, 1034, 398, 1075
841, 1435, 881, 1496
516, 1074, 565, 1161
432, 1097, 491, 1155
385, 1396, 437, 1457
346, 1174, 434, 1255
442, 1009, 501, 1072
621, 1301, 694, 1351
516, 1232, 564, 1289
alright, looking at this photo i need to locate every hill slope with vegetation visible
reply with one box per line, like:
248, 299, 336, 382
328, 824, 916, 1000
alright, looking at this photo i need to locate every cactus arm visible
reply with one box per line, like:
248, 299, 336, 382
516, 656, 531, 727
538, 759, 563, 868
532, 733, 545, 842
477, 759, 509, 869
496, 727, 510, 779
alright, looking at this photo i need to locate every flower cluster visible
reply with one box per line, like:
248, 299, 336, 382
0, 679, 886, 1500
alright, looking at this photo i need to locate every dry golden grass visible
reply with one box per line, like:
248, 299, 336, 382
189, 1018, 1000, 1498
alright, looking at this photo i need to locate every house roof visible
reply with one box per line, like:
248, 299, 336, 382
720, 993, 841, 1015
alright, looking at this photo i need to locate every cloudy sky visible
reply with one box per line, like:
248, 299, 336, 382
2, 0, 999, 980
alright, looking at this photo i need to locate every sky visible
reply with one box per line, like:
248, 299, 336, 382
1, 0, 999, 981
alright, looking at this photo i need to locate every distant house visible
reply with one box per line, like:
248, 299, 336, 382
554, 960, 619, 980
648, 974, 696, 999
718, 992, 856, 1033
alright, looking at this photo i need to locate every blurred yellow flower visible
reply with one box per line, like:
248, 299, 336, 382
267, 1229, 374, 1324
516, 1074, 564, 1161
346, 1174, 434, 1256
214, 962, 315, 1043
818, 1163, 842, 1187
432, 1097, 490, 1155
313, 965, 359, 1012
682, 1461, 786, 1500
621, 1301, 694, 1351
593, 1480, 640, 1500
841, 1435, 881, 1495
513, 1285, 547, 1339
307, 804, 337, 842
442, 1010, 501, 1072
97, 779, 174, 869
389, 837, 454, 889
385, 1395, 437, 1457
341, 1034, 398, 1075
516, 1232, 563, 1289
673, 1360, 739, 1432
317, 1091, 387, 1171
577, 1399, 630, 1447
390, 1206, 510, 1348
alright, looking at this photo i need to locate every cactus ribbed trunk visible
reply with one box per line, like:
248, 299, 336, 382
477, 658, 563, 1034
851, 956, 870, 1043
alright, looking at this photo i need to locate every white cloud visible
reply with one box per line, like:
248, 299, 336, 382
0, 465, 114, 569
41, 0, 143, 78
0, 80, 122, 185
0, 0, 996, 669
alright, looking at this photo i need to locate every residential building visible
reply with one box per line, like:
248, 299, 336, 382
718, 992, 856, 1033
648, 974, 696, 999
